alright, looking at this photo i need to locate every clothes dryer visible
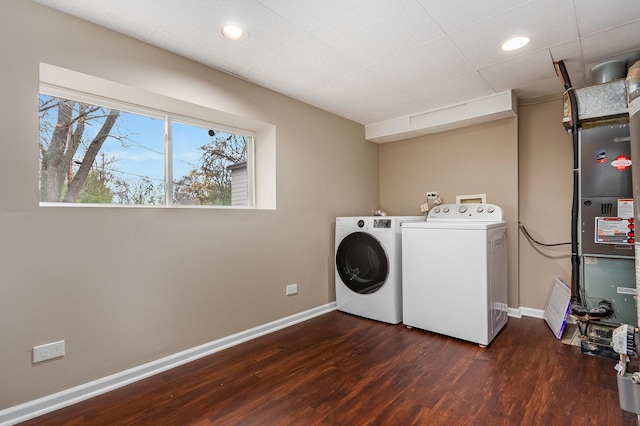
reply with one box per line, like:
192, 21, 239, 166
401, 204, 508, 346
335, 216, 424, 324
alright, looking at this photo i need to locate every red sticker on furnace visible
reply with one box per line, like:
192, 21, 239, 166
611, 155, 632, 171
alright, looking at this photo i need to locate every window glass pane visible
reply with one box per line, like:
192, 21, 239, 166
172, 121, 250, 206
39, 94, 165, 205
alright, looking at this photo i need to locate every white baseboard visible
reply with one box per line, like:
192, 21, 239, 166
0, 302, 337, 426
508, 306, 545, 319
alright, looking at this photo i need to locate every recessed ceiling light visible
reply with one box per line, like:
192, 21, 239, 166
500, 36, 530, 51
221, 24, 247, 41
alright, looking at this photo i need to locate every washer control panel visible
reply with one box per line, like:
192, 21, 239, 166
427, 203, 504, 221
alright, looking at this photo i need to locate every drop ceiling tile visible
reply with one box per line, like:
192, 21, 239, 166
243, 34, 358, 93
256, 0, 370, 33
293, 71, 414, 124
580, 20, 640, 63
310, 0, 444, 67
301, 71, 400, 110
417, 0, 530, 34
574, 0, 640, 36
153, 0, 303, 66
368, 38, 473, 92
479, 49, 556, 92
448, 0, 576, 69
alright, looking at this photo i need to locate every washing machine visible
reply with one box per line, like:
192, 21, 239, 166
335, 216, 424, 324
401, 204, 508, 346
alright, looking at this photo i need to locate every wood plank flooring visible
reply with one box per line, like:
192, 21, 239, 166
19, 312, 638, 425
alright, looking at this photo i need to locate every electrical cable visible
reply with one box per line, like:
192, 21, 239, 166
518, 222, 571, 247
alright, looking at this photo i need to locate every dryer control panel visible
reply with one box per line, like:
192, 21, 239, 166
373, 219, 391, 228
427, 203, 504, 222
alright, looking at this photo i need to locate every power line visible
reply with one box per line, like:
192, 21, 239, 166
107, 167, 164, 182
119, 140, 201, 169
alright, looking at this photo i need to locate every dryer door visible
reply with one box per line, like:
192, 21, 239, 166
336, 232, 389, 294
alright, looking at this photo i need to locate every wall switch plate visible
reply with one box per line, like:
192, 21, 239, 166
33, 340, 65, 363
286, 284, 298, 296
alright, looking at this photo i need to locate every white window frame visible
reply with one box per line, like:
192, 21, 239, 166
40, 63, 276, 209
169, 114, 255, 208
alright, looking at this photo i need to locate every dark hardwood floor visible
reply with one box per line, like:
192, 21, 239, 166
19, 312, 638, 425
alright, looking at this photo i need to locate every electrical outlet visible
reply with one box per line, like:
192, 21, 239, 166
33, 340, 65, 363
286, 284, 298, 296
426, 191, 438, 198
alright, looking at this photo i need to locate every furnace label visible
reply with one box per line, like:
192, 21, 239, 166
618, 199, 634, 219
595, 217, 634, 245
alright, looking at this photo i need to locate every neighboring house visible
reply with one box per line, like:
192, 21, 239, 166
228, 161, 248, 206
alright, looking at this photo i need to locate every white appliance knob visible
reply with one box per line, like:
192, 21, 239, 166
477, 206, 484, 213
434, 207, 440, 213
458, 206, 467, 213
487, 206, 495, 213
443, 207, 450, 213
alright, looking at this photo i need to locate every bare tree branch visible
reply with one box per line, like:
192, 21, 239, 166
64, 109, 120, 202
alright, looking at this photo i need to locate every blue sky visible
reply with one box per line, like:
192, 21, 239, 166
40, 94, 218, 184
103, 113, 212, 183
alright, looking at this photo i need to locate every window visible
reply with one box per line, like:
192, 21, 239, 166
171, 120, 251, 206
39, 63, 275, 209
39, 91, 254, 207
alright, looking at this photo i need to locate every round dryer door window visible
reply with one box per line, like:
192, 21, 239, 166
336, 232, 389, 294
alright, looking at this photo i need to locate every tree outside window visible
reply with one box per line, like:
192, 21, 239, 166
39, 93, 252, 207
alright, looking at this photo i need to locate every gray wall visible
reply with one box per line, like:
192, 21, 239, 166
0, 1, 379, 408
517, 97, 573, 309
1, 0, 575, 413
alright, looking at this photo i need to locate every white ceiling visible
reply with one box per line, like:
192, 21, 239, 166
32, 0, 640, 126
